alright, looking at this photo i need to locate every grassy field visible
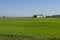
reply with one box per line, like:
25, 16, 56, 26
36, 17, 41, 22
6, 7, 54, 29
0, 17, 60, 37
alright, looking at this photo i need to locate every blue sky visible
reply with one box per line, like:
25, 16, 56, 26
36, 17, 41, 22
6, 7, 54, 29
0, 0, 60, 17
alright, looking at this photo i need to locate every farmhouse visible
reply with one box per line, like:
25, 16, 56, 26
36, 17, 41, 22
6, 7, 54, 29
33, 15, 46, 18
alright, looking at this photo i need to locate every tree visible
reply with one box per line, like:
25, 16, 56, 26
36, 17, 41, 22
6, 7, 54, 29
3, 16, 6, 18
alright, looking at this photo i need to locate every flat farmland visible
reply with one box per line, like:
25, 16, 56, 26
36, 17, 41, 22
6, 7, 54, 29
0, 17, 60, 37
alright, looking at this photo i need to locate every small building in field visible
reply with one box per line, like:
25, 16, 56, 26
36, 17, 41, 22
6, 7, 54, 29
33, 15, 46, 18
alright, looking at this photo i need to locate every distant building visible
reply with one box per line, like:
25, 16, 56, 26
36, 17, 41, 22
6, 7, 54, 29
33, 15, 46, 18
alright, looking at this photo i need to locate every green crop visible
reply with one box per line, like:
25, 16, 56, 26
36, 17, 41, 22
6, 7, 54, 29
0, 17, 60, 37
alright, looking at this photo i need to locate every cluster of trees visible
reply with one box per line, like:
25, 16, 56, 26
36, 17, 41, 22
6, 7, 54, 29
46, 15, 60, 18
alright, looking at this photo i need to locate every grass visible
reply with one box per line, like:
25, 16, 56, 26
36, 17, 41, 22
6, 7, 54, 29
0, 17, 60, 37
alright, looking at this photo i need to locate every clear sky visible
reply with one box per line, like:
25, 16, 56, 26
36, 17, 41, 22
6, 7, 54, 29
0, 0, 60, 17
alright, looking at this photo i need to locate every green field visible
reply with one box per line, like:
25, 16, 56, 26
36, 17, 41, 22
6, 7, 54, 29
0, 17, 60, 37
